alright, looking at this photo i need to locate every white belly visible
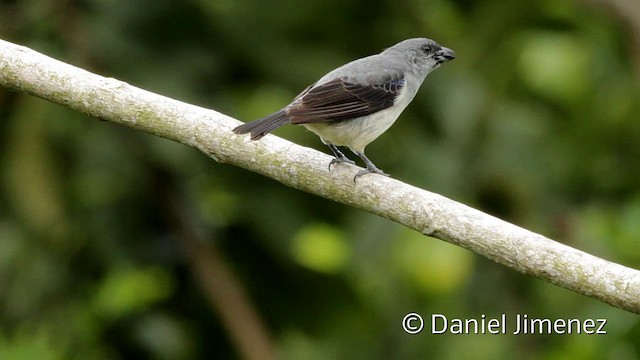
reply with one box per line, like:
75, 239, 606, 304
301, 87, 414, 152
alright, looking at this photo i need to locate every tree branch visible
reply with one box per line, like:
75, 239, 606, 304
1, 38, 639, 314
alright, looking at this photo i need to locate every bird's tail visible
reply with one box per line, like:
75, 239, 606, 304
233, 110, 289, 140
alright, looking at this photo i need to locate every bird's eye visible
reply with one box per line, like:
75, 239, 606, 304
422, 45, 434, 54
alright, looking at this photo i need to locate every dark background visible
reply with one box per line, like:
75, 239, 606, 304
1, 0, 639, 359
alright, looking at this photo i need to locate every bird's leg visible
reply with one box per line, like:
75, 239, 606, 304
327, 144, 356, 170
352, 150, 389, 182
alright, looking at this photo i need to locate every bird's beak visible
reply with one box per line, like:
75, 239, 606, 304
435, 47, 456, 64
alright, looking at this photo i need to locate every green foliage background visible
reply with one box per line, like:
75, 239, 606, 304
1, 0, 640, 359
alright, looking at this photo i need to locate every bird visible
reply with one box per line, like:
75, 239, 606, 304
233, 38, 455, 181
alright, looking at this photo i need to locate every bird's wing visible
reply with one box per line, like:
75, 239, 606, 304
286, 73, 405, 124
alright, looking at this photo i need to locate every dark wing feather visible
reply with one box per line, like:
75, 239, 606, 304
286, 75, 405, 124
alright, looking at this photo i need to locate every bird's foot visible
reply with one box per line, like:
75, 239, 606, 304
353, 167, 389, 183
329, 156, 356, 171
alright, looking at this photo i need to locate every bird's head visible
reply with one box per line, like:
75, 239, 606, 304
383, 38, 456, 74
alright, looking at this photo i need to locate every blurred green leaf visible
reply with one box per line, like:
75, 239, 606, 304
0, 328, 64, 360
292, 223, 349, 273
92, 267, 175, 320
393, 228, 474, 295
518, 32, 592, 102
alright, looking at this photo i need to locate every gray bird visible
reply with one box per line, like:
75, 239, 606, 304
233, 38, 455, 180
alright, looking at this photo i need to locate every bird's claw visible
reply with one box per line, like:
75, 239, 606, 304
329, 157, 356, 171
327, 151, 389, 183
353, 168, 389, 183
